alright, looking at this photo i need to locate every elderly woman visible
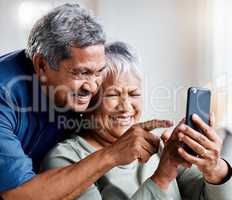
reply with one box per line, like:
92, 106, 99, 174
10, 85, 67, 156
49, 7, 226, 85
41, 42, 232, 200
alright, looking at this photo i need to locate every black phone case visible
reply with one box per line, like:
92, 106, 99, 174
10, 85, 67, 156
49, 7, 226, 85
184, 87, 211, 155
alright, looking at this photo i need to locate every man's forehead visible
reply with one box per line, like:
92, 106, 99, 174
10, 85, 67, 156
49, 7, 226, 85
70, 45, 105, 58
68, 46, 105, 68
71, 60, 106, 70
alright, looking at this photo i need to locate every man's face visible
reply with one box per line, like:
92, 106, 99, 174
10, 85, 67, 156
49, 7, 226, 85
43, 44, 106, 112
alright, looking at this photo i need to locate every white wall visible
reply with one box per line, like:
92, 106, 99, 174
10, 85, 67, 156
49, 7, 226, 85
0, 0, 95, 55
96, 0, 204, 123
211, 0, 232, 128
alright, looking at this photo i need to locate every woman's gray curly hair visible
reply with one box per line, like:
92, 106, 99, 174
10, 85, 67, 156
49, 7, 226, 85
104, 41, 142, 83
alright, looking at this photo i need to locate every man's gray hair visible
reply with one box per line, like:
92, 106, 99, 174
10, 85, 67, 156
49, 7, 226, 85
105, 41, 142, 82
26, 3, 106, 70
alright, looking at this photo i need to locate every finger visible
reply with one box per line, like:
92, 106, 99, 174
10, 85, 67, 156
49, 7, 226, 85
178, 132, 208, 157
170, 118, 186, 140
179, 118, 186, 125
182, 162, 192, 168
209, 112, 215, 127
138, 149, 152, 163
178, 147, 204, 166
144, 132, 160, 147
178, 124, 213, 149
136, 119, 173, 131
161, 130, 171, 144
141, 139, 158, 155
192, 114, 218, 142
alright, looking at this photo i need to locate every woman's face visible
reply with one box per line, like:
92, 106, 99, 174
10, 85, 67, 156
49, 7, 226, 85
95, 70, 142, 141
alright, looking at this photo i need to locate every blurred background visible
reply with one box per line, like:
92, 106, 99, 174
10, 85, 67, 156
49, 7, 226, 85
1, 0, 232, 131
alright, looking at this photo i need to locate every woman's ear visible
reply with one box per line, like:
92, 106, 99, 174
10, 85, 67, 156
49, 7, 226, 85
32, 53, 49, 82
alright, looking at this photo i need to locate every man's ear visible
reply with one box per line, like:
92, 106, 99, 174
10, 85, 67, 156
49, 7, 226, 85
32, 53, 49, 77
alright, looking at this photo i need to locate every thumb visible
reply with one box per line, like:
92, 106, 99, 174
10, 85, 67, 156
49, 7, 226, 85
209, 112, 215, 127
161, 130, 171, 144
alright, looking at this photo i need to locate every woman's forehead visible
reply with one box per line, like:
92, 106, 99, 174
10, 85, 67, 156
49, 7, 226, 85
103, 72, 142, 89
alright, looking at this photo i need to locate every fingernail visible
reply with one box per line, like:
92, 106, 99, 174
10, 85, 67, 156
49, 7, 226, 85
178, 148, 183, 153
178, 133, 184, 140
192, 114, 198, 119
169, 120, 174, 126
165, 120, 173, 127
179, 124, 186, 131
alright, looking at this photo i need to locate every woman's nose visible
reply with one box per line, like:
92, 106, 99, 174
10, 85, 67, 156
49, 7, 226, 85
118, 97, 133, 112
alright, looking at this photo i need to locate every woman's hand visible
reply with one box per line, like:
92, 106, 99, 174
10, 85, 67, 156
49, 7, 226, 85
177, 113, 229, 184
105, 119, 173, 166
151, 119, 191, 190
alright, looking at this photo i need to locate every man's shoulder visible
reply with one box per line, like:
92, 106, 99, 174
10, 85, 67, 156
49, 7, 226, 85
0, 50, 24, 61
0, 50, 34, 85
0, 50, 27, 69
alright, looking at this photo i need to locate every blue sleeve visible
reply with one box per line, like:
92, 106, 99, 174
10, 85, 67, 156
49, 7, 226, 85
0, 88, 35, 192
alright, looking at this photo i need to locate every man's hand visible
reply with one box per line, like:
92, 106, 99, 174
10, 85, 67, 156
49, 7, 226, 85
177, 113, 229, 184
105, 119, 173, 166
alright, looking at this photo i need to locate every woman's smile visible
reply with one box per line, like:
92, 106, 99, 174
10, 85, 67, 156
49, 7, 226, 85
109, 114, 135, 126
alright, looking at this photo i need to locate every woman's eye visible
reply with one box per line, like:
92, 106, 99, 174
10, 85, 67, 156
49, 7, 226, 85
105, 93, 118, 97
130, 93, 141, 97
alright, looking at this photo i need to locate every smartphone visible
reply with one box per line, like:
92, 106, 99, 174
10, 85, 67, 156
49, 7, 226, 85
184, 87, 211, 155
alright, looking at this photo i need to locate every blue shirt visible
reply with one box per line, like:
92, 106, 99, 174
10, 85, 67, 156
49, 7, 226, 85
0, 50, 79, 192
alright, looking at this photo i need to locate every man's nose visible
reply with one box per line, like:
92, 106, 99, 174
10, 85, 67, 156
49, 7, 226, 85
82, 78, 98, 94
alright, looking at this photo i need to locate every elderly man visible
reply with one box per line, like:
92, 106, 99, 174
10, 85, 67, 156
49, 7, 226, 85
0, 4, 172, 200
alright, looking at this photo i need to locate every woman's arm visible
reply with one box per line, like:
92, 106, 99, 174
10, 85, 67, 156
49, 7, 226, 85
132, 124, 232, 200
147, 114, 232, 199
176, 163, 232, 200
176, 114, 232, 200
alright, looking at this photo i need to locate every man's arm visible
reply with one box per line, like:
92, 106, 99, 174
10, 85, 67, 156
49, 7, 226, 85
1, 148, 115, 200
0, 90, 115, 200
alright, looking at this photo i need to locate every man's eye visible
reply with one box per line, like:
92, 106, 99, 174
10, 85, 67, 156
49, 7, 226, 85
80, 71, 88, 75
79, 70, 89, 75
96, 67, 106, 76
69, 70, 80, 75
71, 71, 79, 75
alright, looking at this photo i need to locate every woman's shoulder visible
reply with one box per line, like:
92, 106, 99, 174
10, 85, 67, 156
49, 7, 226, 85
40, 133, 93, 171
